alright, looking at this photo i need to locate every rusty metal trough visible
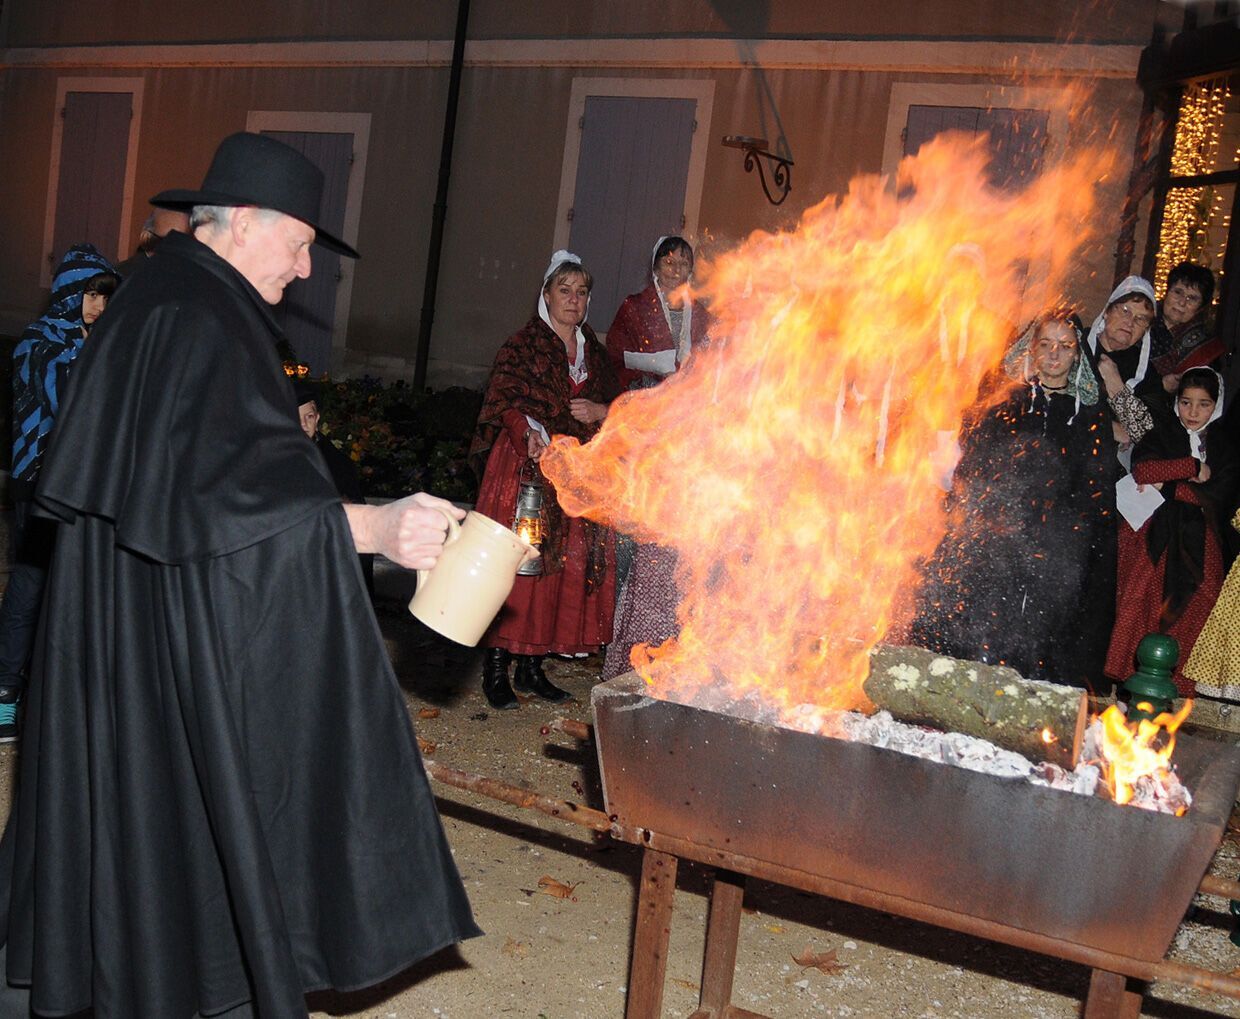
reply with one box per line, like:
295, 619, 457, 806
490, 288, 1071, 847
590, 673, 1240, 1019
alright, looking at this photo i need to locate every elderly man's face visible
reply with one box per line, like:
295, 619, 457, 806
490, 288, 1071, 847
231, 209, 314, 304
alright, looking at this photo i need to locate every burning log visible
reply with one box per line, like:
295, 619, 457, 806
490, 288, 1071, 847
863, 645, 1087, 769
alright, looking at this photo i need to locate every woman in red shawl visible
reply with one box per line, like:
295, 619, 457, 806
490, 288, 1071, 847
605, 235, 711, 391
469, 252, 620, 709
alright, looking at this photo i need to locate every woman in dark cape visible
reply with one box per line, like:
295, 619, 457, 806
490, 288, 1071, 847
912, 310, 1116, 691
1105, 368, 1237, 695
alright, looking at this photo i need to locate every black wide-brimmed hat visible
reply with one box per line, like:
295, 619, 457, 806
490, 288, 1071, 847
151, 132, 359, 259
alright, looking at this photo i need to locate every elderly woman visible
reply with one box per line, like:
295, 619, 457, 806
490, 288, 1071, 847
606, 235, 710, 391
911, 309, 1116, 691
469, 251, 620, 709
1086, 276, 1160, 451
1150, 262, 1224, 392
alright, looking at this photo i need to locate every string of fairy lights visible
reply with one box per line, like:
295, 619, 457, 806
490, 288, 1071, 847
1153, 76, 1237, 299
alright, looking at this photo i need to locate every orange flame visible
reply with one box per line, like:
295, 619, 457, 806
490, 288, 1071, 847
1098, 702, 1192, 810
543, 131, 1114, 713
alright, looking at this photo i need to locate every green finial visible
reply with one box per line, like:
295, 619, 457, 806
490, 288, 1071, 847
1121, 634, 1180, 723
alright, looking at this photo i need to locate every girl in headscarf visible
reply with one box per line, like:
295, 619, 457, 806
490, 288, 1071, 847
469, 251, 620, 709
911, 309, 1115, 691
605, 235, 711, 391
1104, 369, 1237, 695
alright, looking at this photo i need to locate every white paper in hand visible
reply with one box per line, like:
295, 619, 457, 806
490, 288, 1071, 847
1116, 472, 1164, 531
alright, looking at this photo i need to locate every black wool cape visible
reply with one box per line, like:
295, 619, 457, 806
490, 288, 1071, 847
0, 232, 480, 1018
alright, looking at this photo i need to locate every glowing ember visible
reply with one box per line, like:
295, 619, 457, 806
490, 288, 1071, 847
543, 131, 1112, 714
1096, 702, 1193, 813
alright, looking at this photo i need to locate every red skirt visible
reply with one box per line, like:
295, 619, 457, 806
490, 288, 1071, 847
474, 433, 615, 656
1105, 521, 1224, 695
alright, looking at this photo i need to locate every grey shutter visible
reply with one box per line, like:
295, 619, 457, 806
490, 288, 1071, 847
904, 105, 1049, 191
51, 91, 132, 265
568, 96, 696, 334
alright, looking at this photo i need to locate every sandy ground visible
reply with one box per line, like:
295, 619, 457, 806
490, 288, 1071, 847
2, 565, 1240, 1018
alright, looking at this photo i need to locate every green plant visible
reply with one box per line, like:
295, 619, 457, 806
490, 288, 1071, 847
314, 376, 482, 502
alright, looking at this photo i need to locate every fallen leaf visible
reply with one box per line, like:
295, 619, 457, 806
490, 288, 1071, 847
671, 978, 700, 992
501, 937, 529, 959
416, 736, 436, 756
537, 875, 581, 899
763, 924, 786, 934
417, 707, 441, 719
792, 944, 848, 975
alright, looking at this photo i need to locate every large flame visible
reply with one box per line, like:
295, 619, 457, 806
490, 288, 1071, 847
543, 132, 1114, 713
1098, 702, 1192, 811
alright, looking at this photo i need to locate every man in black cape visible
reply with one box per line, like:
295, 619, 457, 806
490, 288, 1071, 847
0, 133, 480, 1017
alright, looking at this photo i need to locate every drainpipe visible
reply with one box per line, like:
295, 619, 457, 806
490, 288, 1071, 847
413, 0, 470, 390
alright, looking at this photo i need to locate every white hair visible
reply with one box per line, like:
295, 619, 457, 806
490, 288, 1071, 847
190, 204, 282, 234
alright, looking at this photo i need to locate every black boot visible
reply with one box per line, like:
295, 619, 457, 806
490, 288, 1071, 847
482, 648, 518, 710
512, 655, 572, 703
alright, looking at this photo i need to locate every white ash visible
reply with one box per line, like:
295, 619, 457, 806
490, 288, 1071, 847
666, 685, 1189, 812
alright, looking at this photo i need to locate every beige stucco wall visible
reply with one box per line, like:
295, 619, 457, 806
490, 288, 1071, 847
2, 1, 1160, 48
0, 4, 1157, 384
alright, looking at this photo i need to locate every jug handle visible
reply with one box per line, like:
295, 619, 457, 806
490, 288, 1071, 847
416, 506, 463, 588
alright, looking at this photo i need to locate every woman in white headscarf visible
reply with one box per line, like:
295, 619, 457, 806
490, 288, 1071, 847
1085, 276, 1159, 449
468, 252, 620, 709
599, 237, 712, 680
605, 235, 711, 391
911, 309, 1115, 692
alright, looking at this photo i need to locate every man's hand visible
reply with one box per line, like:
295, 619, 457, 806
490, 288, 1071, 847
345, 493, 465, 570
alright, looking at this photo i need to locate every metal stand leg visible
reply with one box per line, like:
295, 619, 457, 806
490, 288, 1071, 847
694, 869, 745, 1017
1084, 968, 1144, 1019
625, 847, 679, 1019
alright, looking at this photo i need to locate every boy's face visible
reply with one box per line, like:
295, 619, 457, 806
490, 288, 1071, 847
298, 400, 320, 439
81, 291, 108, 327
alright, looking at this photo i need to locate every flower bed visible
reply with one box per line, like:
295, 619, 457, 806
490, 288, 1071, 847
310, 375, 481, 503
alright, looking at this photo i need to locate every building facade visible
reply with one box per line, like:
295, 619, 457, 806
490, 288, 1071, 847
0, 1, 1170, 386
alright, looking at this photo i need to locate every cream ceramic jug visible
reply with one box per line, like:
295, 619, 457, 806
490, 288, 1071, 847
408, 509, 540, 646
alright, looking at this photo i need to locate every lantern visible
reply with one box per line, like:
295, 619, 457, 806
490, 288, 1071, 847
513, 460, 545, 576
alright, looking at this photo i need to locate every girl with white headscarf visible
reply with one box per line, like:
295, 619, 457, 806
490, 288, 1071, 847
911, 309, 1116, 692
1105, 368, 1237, 696
469, 251, 620, 710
